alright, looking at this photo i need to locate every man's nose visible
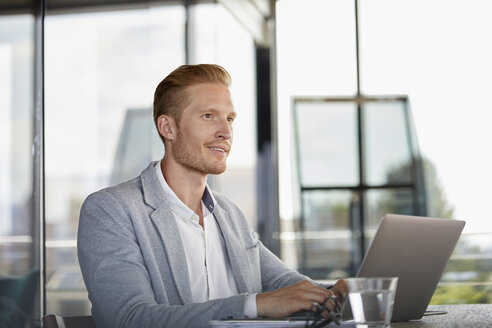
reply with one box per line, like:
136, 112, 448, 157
216, 118, 232, 140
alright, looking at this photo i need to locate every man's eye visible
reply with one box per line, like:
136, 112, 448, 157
227, 117, 234, 123
203, 113, 212, 119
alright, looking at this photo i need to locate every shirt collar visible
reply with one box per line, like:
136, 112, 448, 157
155, 161, 216, 220
202, 185, 215, 214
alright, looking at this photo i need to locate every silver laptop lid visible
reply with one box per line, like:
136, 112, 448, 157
356, 214, 465, 321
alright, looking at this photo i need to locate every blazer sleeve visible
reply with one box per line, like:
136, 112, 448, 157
256, 237, 331, 291
77, 191, 248, 328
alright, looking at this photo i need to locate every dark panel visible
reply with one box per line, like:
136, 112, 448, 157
255, 46, 271, 152
255, 45, 280, 255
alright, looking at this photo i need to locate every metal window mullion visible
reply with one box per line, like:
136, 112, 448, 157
33, 0, 46, 318
184, 0, 193, 65
301, 183, 416, 191
356, 101, 366, 264
292, 105, 308, 271
402, 100, 427, 216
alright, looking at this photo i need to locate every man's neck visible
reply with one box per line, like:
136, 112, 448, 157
160, 157, 207, 220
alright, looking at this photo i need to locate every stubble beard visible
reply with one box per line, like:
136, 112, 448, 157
172, 130, 228, 175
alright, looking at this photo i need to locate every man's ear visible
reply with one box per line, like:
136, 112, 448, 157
157, 115, 176, 141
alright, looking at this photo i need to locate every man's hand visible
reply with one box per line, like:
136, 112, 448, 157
256, 279, 348, 319
330, 279, 348, 310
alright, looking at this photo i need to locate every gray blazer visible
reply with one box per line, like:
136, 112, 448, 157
78, 162, 312, 328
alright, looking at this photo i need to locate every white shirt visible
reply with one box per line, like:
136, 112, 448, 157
155, 162, 257, 317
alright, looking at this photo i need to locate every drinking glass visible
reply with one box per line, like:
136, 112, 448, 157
346, 277, 398, 328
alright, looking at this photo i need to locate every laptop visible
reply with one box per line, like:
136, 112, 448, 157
343, 213, 465, 321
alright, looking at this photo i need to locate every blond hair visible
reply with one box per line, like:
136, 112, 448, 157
153, 64, 232, 143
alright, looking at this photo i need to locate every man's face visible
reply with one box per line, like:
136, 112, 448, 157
171, 82, 236, 175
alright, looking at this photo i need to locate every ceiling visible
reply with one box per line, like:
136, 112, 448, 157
0, 0, 273, 46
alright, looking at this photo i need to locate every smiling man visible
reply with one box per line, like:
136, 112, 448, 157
78, 64, 347, 328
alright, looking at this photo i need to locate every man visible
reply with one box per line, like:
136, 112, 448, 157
78, 64, 347, 328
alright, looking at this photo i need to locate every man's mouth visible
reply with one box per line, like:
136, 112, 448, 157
209, 147, 225, 152
207, 145, 229, 154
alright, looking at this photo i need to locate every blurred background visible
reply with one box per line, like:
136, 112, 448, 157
1, 0, 491, 326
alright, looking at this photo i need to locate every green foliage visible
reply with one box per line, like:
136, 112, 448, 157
422, 159, 454, 219
430, 285, 491, 305
380, 157, 454, 219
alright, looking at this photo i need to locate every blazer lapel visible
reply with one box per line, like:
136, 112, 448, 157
214, 206, 250, 293
141, 162, 193, 304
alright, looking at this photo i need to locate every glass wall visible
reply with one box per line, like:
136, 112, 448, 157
359, 0, 492, 305
43, 1, 256, 316
276, 0, 357, 270
0, 1, 257, 321
290, 97, 423, 278
44, 5, 185, 315
277, 0, 492, 304
190, 3, 257, 228
0, 13, 39, 327
294, 102, 358, 188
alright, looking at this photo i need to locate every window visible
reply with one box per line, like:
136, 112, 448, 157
44, 2, 257, 316
276, 0, 357, 271
190, 3, 257, 228
290, 97, 423, 278
44, 5, 185, 315
277, 0, 492, 304
359, 0, 492, 304
0, 13, 39, 326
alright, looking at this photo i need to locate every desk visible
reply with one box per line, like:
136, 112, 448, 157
209, 304, 492, 327
392, 304, 492, 327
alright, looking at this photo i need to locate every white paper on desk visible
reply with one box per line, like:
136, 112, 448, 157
209, 319, 356, 327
